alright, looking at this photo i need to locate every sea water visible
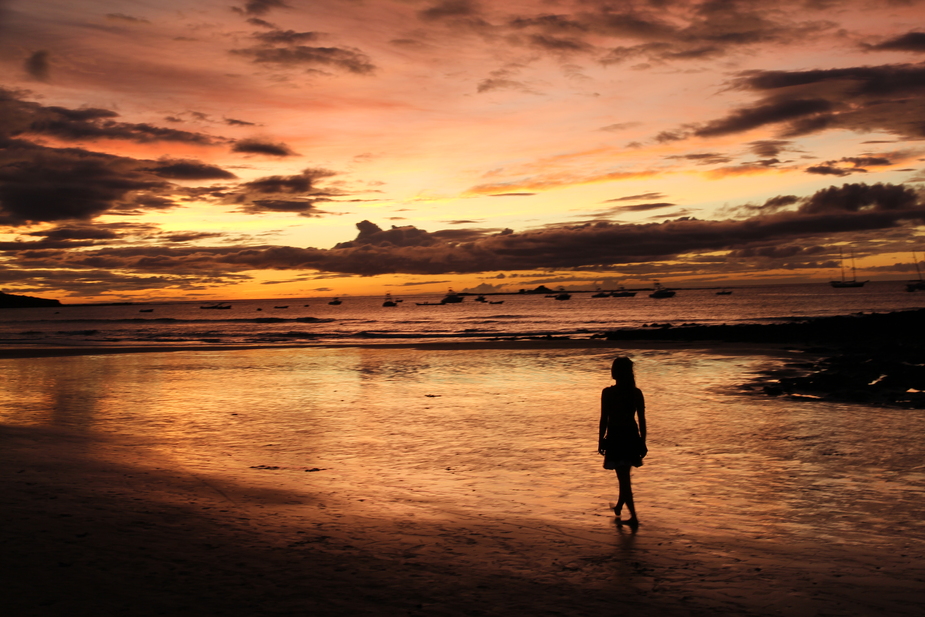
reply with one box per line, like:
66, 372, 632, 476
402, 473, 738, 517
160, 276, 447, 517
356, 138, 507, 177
2, 281, 924, 347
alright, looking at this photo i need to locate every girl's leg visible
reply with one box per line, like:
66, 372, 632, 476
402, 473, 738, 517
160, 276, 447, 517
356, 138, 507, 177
613, 469, 624, 517
616, 466, 637, 524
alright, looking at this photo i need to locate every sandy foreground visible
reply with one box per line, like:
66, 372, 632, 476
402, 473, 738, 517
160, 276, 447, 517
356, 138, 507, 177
2, 342, 924, 616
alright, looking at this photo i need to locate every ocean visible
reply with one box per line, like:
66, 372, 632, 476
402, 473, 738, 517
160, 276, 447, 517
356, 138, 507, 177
2, 280, 924, 611
2, 281, 924, 348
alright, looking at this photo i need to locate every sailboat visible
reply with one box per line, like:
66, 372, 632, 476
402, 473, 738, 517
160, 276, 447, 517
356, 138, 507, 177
830, 250, 867, 288
906, 251, 925, 292
649, 281, 676, 298
382, 293, 398, 307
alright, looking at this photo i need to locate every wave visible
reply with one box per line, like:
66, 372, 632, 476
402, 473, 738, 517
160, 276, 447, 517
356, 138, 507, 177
12, 316, 337, 325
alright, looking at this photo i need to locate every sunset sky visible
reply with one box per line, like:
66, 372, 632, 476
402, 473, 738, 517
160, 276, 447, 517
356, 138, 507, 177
1, 0, 925, 302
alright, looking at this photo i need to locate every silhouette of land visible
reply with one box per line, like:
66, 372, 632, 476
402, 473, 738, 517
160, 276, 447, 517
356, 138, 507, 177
0, 291, 61, 308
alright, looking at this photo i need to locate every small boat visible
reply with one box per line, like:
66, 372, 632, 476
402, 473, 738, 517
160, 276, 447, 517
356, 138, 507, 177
139, 308, 154, 312
383, 293, 397, 307
649, 282, 676, 298
328, 297, 342, 305
591, 289, 609, 298
830, 249, 867, 288
610, 287, 636, 298
906, 251, 924, 292
441, 289, 464, 304
554, 292, 571, 301
274, 305, 289, 309
716, 289, 732, 295
474, 295, 488, 302
201, 303, 231, 309
489, 300, 504, 305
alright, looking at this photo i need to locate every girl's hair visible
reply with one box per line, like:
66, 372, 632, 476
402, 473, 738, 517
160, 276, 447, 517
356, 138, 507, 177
611, 356, 636, 389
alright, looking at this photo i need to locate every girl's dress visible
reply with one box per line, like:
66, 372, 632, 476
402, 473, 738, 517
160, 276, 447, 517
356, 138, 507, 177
601, 385, 645, 469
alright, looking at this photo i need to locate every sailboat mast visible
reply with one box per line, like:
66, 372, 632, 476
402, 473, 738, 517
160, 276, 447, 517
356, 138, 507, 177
915, 251, 923, 282
850, 251, 857, 282
839, 249, 846, 282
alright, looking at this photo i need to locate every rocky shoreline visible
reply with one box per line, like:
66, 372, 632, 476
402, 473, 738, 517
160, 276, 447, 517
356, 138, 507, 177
604, 308, 925, 409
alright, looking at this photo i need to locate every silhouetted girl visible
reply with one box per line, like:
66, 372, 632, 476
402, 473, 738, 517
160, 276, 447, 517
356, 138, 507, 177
598, 356, 647, 527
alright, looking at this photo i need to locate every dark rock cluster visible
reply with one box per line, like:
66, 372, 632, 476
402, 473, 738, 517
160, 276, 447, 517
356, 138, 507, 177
604, 308, 925, 408
747, 347, 925, 409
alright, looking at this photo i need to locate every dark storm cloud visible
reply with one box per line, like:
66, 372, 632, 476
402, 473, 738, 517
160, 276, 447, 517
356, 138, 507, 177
805, 155, 892, 176
24, 50, 50, 81
27, 225, 122, 241
521, 1, 836, 64
145, 158, 237, 180
252, 30, 320, 45
247, 18, 276, 28
234, 0, 289, 17
411, 2, 838, 66
0, 141, 173, 224
799, 182, 918, 214
161, 231, 227, 243
670, 62, 925, 141
0, 238, 100, 251
748, 140, 791, 158
666, 152, 732, 165
805, 164, 854, 176
694, 99, 833, 138
238, 169, 335, 195
418, 0, 482, 22
105, 13, 150, 24
0, 88, 222, 145
607, 202, 676, 212
477, 78, 530, 93
524, 34, 593, 53
739, 64, 925, 96
20, 182, 922, 279
241, 199, 327, 216
230, 45, 375, 74
604, 192, 666, 203
0, 90, 242, 225
507, 14, 587, 33
229, 168, 339, 215
334, 220, 441, 249
231, 138, 297, 156
0, 222, 162, 251
866, 31, 925, 53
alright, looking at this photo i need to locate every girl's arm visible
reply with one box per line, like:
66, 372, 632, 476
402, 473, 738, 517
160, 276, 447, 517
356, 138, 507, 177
637, 388, 647, 444
598, 390, 608, 454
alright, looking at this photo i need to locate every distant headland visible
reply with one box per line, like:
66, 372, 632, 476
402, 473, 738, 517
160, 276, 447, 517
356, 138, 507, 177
0, 291, 61, 309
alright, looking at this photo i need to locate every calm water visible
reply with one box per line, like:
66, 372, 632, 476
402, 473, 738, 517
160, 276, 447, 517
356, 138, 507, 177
2, 281, 924, 347
1, 345, 923, 550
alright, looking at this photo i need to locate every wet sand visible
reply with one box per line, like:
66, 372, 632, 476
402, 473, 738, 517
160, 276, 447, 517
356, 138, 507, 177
3, 342, 924, 616
4, 423, 924, 617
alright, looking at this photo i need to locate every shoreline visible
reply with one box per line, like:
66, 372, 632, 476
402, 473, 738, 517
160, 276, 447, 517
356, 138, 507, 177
0, 338, 794, 359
